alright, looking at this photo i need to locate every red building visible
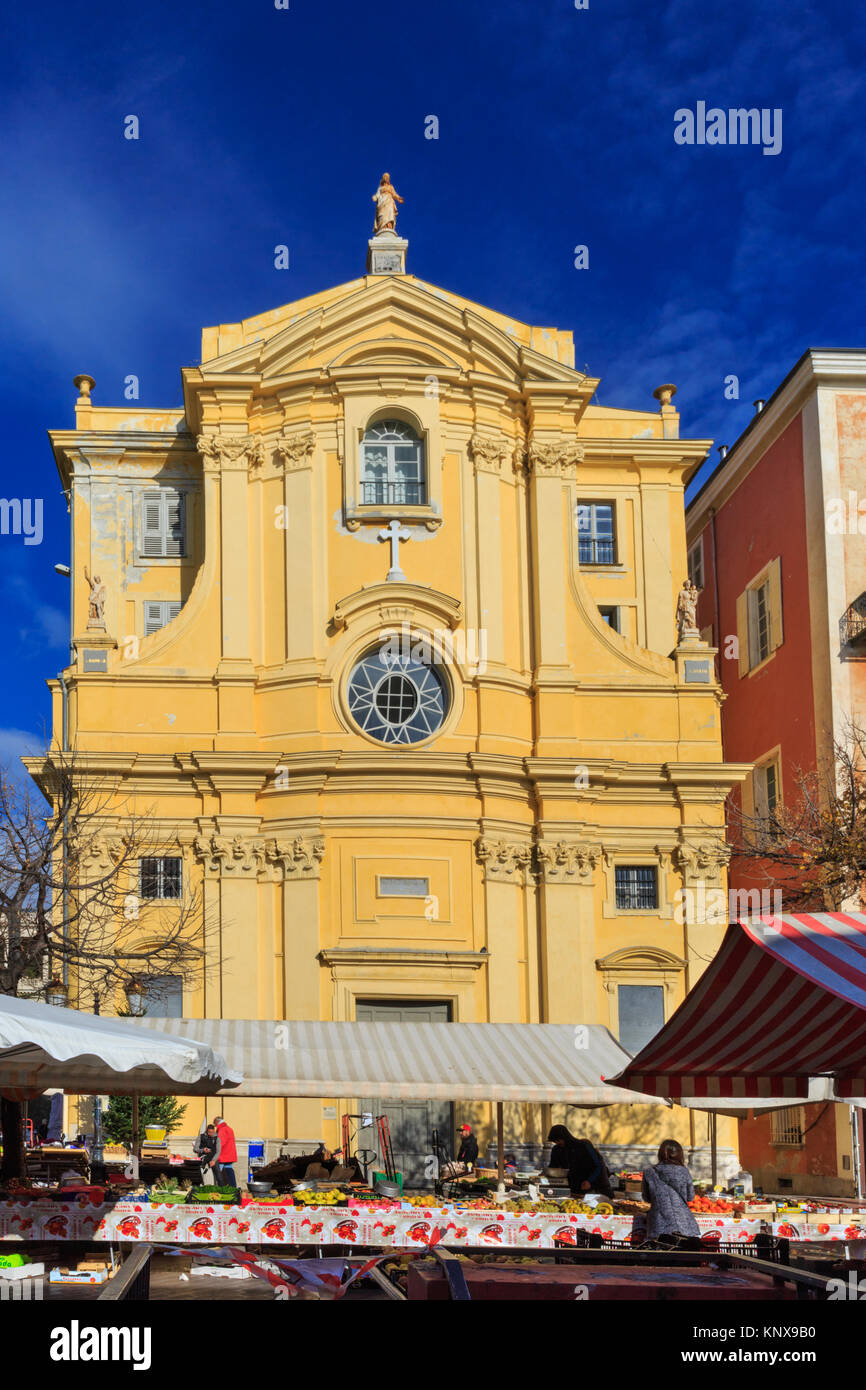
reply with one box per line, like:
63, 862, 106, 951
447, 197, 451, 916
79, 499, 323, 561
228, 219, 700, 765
686, 349, 866, 1197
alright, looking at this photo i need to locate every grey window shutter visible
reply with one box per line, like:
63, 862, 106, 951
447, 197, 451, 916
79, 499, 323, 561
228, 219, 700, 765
144, 601, 165, 635
142, 492, 165, 556
164, 492, 185, 557
166, 601, 181, 623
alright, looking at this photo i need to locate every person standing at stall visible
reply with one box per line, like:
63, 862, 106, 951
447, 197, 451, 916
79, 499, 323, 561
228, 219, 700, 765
194, 1122, 220, 1185
546, 1125, 612, 1197
641, 1139, 700, 1243
213, 1116, 238, 1187
456, 1123, 478, 1169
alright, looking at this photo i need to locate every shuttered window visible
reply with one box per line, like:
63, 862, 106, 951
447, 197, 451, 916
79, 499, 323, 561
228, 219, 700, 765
141, 489, 186, 558
736, 557, 783, 677
143, 601, 182, 636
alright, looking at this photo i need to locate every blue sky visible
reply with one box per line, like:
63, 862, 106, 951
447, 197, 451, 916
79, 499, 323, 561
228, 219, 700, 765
0, 0, 863, 761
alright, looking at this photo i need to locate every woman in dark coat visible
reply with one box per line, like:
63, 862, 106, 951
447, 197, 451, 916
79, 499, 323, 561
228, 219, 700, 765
546, 1125, 612, 1197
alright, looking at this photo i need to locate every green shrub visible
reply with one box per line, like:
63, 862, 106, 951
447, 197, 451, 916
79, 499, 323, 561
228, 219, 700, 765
103, 1095, 187, 1147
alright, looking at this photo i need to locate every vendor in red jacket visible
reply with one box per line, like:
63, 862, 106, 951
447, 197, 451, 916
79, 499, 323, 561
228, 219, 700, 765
213, 1116, 238, 1187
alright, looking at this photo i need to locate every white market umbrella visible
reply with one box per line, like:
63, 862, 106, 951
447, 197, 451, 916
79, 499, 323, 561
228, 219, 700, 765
0, 994, 242, 1100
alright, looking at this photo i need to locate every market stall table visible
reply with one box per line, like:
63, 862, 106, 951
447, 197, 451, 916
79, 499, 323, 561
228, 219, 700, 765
406, 1261, 797, 1301
2, 1198, 863, 1249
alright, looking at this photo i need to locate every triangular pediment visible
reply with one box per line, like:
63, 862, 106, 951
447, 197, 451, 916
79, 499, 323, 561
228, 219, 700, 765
194, 276, 591, 390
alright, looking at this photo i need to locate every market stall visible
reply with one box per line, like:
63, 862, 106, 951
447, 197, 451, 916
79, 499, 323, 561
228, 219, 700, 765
0, 994, 242, 1101
2, 1192, 863, 1249
609, 911, 866, 1101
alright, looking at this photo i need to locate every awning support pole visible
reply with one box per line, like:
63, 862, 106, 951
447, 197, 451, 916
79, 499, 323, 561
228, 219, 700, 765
710, 1110, 718, 1187
496, 1102, 504, 1183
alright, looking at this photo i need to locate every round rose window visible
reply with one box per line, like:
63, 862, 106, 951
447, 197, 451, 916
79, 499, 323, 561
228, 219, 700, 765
346, 647, 448, 745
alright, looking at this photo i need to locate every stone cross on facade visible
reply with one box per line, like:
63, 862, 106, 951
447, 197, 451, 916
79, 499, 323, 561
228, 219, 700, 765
378, 519, 410, 582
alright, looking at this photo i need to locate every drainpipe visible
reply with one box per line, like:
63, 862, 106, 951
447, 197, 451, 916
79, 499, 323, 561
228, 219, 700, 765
709, 506, 722, 697
57, 672, 70, 993
852, 1106, 864, 1200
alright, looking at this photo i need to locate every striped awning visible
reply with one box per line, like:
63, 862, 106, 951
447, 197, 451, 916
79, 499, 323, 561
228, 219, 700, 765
149, 1020, 667, 1106
610, 912, 866, 1100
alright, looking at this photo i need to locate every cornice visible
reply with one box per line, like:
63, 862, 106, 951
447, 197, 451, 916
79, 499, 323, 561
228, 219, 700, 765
317, 946, 487, 970
686, 349, 866, 534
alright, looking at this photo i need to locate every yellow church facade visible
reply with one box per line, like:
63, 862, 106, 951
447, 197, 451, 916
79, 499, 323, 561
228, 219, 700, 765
42, 239, 746, 1170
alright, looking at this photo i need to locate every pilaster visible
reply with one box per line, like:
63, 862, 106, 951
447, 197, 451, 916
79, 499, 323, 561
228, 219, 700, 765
536, 838, 601, 1023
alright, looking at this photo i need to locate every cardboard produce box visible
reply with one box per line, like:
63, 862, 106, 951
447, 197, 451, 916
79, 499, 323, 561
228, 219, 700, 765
50, 1268, 109, 1285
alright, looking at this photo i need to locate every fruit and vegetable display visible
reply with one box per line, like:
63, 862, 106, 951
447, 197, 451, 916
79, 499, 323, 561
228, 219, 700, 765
290, 1187, 348, 1206
688, 1195, 745, 1215
189, 1186, 239, 1204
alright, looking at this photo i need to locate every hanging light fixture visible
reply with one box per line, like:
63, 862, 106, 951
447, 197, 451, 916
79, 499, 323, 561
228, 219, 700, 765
124, 978, 146, 1017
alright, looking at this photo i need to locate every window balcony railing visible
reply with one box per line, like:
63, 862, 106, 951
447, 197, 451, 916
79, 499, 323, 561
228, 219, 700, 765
360, 480, 426, 507
579, 539, 616, 566
840, 594, 866, 648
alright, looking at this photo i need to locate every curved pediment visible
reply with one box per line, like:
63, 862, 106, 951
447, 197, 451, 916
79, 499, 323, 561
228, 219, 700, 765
331, 581, 463, 634
327, 336, 464, 371
596, 946, 688, 972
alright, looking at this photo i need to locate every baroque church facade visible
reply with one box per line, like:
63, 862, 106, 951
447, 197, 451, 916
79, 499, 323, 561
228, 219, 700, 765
40, 226, 745, 1166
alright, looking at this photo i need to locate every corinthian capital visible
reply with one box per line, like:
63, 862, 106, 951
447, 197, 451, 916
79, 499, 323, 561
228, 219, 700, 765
196, 433, 265, 473
476, 837, 533, 883
674, 838, 731, 884
275, 429, 317, 472
536, 839, 601, 883
527, 439, 585, 479
193, 832, 264, 876
469, 433, 512, 477
265, 835, 325, 879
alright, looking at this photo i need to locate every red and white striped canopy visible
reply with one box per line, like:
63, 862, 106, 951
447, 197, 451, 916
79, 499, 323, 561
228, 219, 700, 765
610, 912, 866, 1100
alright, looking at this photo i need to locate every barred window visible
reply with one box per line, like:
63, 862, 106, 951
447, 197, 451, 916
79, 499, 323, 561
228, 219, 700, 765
140, 857, 182, 900
771, 1106, 804, 1146
615, 865, 658, 911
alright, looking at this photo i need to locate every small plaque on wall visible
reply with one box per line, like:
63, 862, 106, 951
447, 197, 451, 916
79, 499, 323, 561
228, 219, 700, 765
322, 1105, 337, 1120
684, 660, 710, 683
82, 649, 108, 672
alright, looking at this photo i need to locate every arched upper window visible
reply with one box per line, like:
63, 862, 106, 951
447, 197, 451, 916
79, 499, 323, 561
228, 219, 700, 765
360, 419, 426, 507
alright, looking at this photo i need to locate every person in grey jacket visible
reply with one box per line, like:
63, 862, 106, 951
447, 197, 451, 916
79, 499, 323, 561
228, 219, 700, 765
641, 1139, 700, 1241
